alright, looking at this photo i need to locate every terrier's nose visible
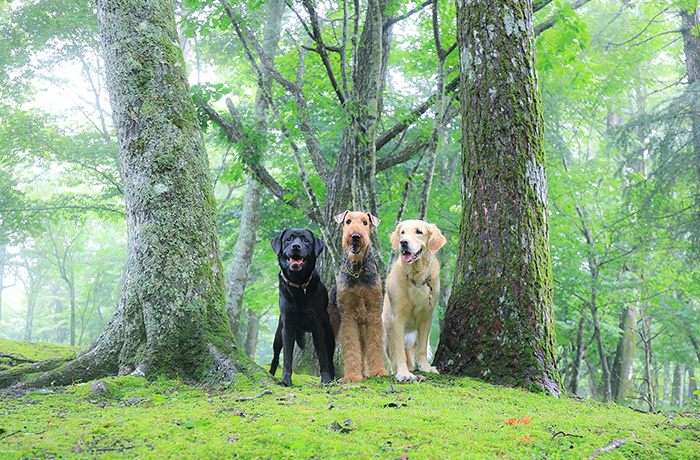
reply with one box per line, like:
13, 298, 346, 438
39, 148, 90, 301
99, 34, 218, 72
351, 233, 361, 242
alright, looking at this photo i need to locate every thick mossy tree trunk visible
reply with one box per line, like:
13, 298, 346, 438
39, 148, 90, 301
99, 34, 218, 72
433, 0, 561, 395
0, 0, 266, 390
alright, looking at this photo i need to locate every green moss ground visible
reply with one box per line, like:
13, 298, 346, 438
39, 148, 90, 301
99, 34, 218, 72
1, 341, 698, 459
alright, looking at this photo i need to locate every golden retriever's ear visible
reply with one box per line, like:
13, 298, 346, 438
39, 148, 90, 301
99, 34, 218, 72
334, 210, 349, 225
390, 223, 402, 250
427, 223, 446, 252
367, 213, 381, 228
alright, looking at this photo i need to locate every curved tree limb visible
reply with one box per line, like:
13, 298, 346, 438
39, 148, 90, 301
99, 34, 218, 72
534, 0, 594, 36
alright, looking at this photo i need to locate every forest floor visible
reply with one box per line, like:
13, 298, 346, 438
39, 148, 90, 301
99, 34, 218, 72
0, 340, 698, 459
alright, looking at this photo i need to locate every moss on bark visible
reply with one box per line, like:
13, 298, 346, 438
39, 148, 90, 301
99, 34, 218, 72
433, 0, 560, 395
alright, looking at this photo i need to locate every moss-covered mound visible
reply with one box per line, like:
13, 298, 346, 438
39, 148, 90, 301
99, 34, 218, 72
0, 341, 698, 459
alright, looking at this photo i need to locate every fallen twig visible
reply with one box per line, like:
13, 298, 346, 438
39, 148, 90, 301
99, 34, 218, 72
234, 389, 273, 401
587, 434, 635, 459
551, 430, 584, 440
0, 353, 37, 364
0, 430, 21, 440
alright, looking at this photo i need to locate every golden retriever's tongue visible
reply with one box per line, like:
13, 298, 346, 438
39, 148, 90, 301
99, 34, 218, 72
401, 252, 414, 263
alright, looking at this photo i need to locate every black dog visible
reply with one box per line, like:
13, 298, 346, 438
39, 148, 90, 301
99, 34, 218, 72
269, 228, 335, 386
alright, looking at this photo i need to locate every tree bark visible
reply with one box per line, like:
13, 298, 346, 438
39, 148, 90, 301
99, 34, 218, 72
0, 244, 5, 324
243, 309, 259, 361
568, 315, 586, 396
610, 305, 636, 402
224, 0, 284, 342
688, 366, 697, 401
433, 0, 560, 395
672, 363, 683, 407
0, 0, 266, 389
680, 7, 700, 232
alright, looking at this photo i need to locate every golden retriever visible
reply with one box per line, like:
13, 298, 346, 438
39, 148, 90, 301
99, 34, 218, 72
382, 220, 446, 381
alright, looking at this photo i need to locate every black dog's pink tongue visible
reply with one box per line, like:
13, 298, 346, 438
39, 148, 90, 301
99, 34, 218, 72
289, 258, 304, 265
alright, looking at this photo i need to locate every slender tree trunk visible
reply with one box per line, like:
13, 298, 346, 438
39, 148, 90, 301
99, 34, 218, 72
433, 0, 560, 395
0, 244, 5, 324
672, 363, 683, 407
244, 309, 259, 361
688, 367, 697, 401
417, 0, 450, 221
611, 305, 636, 402
224, 0, 284, 342
663, 361, 671, 405
24, 284, 38, 342
639, 295, 657, 411
680, 7, 700, 232
568, 315, 586, 396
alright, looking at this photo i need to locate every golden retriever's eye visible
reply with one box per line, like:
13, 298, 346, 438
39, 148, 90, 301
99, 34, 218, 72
416, 229, 423, 234
346, 219, 351, 225
363, 221, 368, 226
400, 230, 405, 234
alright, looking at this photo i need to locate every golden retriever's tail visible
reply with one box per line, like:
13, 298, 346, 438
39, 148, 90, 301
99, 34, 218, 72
403, 331, 433, 360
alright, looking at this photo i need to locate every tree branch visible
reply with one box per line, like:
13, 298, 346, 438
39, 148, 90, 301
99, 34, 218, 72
534, 0, 594, 36
376, 76, 458, 152
384, 0, 432, 30
300, 0, 347, 106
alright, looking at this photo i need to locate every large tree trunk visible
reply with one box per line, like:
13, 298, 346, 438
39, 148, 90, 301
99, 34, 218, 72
610, 305, 637, 402
0, 0, 266, 390
433, 0, 560, 395
224, 0, 284, 342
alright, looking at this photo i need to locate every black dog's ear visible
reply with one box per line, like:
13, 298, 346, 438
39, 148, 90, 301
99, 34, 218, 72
312, 232, 325, 257
270, 229, 287, 255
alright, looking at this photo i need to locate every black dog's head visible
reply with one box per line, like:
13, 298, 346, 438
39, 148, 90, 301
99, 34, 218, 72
271, 228, 325, 274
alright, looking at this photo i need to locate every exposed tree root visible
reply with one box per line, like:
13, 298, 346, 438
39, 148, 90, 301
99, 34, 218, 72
587, 434, 635, 459
0, 353, 38, 364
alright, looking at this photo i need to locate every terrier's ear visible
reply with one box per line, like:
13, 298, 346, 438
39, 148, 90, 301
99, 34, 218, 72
390, 223, 402, 250
270, 229, 287, 255
334, 210, 349, 225
427, 223, 447, 252
367, 213, 381, 228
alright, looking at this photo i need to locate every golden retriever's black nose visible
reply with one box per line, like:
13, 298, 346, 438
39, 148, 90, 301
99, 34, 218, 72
400, 240, 408, 248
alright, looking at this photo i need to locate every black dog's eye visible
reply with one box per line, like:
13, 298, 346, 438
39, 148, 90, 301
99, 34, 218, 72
363, 221, 368, 226
303, 237, 309, 243
346, 219, 351, 225
416, 229, 423, 234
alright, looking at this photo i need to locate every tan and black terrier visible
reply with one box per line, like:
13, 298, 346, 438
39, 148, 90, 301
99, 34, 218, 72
328, 210, 388, 382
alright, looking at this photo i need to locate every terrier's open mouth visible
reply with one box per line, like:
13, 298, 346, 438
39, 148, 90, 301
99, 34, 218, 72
401, 248, 422, 264
349, 244, 362, 255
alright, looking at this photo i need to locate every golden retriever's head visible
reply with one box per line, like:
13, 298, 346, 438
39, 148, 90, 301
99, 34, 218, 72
390, 220, 446, 264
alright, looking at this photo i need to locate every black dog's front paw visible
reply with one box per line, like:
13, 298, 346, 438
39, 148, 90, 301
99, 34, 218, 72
279, 375, 293, 387
320, 372, 333, 385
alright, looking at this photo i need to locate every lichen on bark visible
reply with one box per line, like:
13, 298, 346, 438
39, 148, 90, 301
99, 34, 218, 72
433, 0, 561, 395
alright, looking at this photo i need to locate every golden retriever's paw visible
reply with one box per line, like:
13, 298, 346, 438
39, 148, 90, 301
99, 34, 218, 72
419, 365, 439, 374
370, 368, 389, 377
395, 370, 417, 381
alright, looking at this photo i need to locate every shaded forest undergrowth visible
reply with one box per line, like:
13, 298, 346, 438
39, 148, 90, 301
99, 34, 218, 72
1, 340, 698, 459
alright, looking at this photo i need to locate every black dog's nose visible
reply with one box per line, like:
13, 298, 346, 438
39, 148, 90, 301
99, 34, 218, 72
351, 233, 361, 242
291, 242, 301, 250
